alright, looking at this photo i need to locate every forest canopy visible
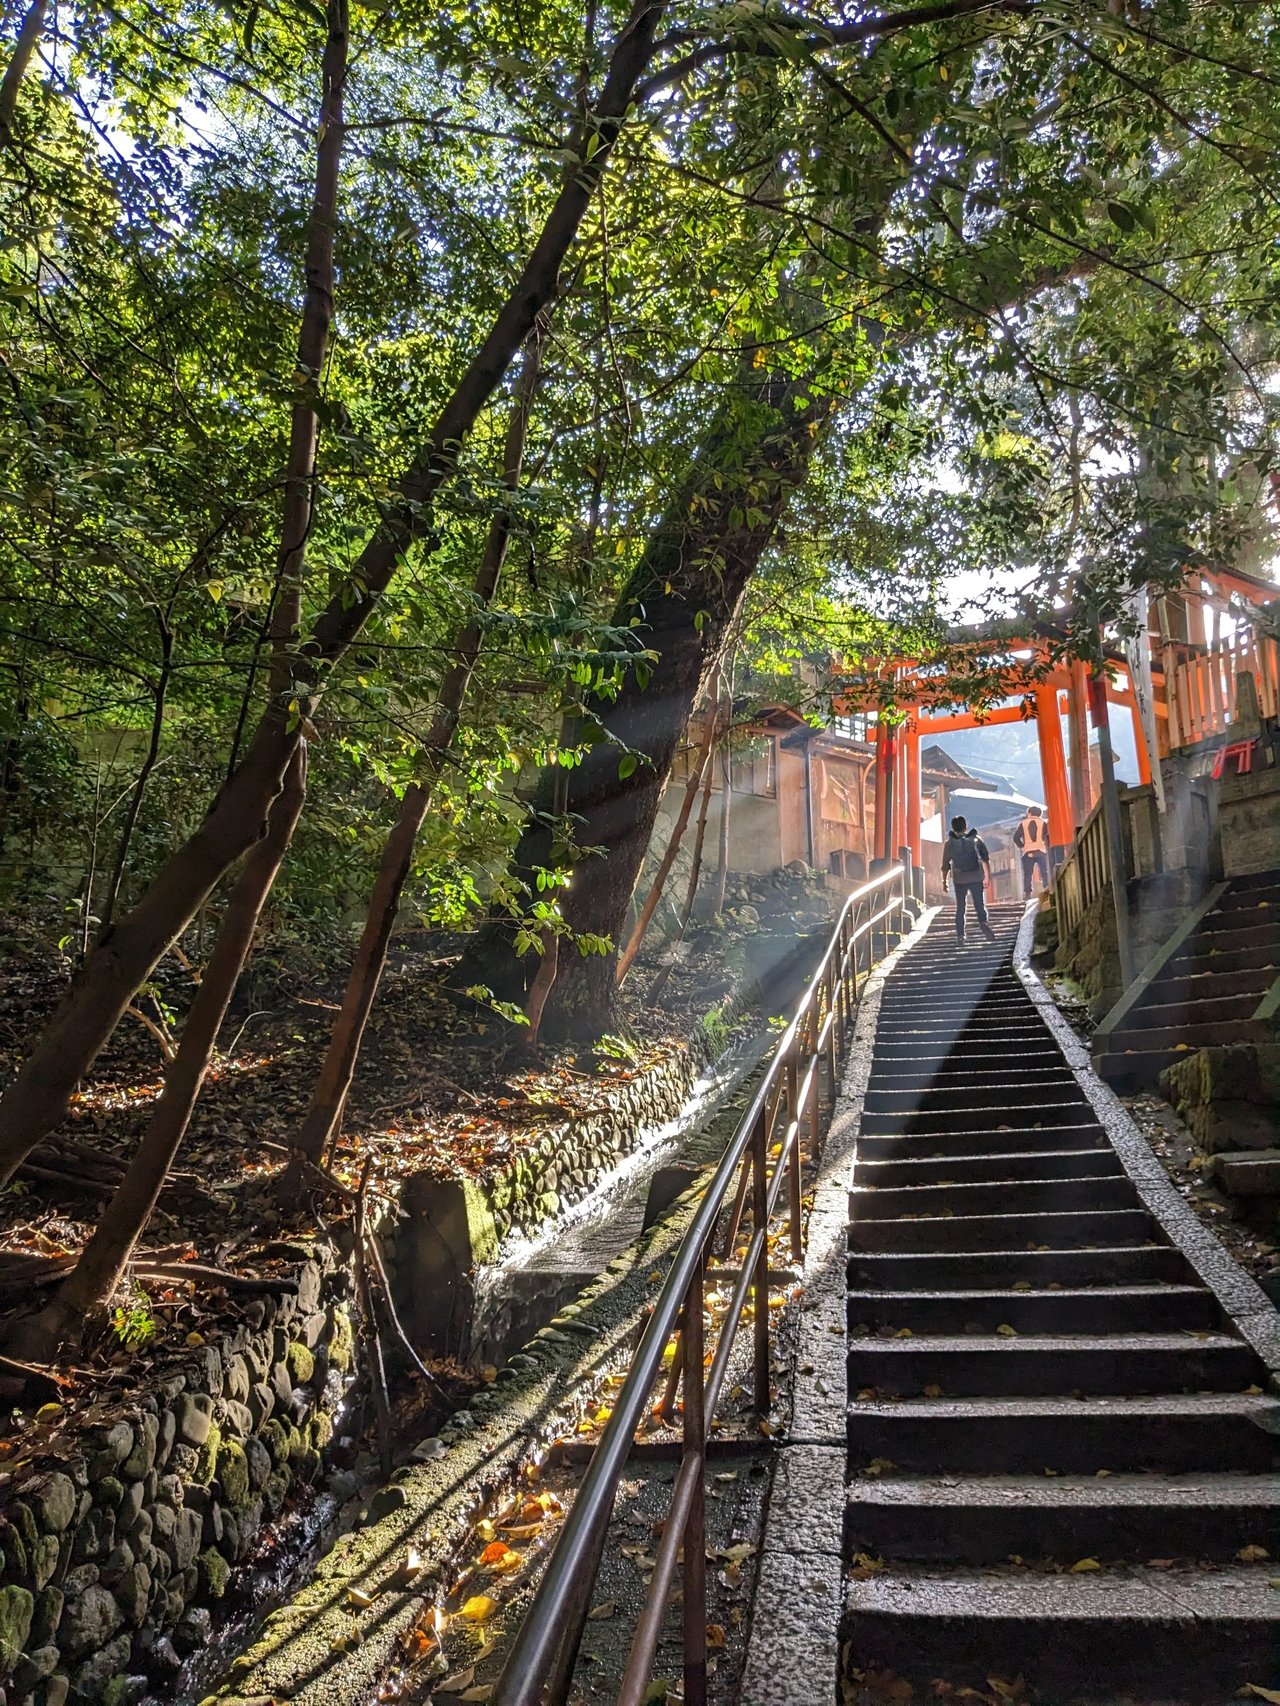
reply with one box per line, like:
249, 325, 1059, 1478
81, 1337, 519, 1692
1, 0, 1279, 1345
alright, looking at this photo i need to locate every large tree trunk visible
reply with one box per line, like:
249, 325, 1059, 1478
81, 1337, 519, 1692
468, 375, 829, 1039
0, 2, 663, 1184
11, 748, 308, 1361
292, 328, 545, 1162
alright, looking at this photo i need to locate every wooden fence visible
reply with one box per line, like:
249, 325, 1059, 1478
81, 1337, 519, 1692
1167, 630, 1280, 750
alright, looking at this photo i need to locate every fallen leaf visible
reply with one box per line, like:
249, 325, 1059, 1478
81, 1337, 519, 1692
863, 1458, 897, 1476
1243, 1688, 1280, 1704
459, 1595, 498, 1624
1146, 1558, 1176, 1570
587, 1601, 617, 1620
894, 1328, 914, 1339
460, 1689, 490, 1703
1070, 1558, 1101, 1573
347, 1587, 377, 1610
923, 1384, 943, 1399
706, 1623, 727, 1648
1238, 1545, 1270, 1563
996, 1324, 1018, 1338
436, 1667, 476, 1695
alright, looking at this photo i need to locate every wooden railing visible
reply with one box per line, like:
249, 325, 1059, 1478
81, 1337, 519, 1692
1053, 796, 1120, 939
492, 862, 913, 1706
1167, 630, 1280, 750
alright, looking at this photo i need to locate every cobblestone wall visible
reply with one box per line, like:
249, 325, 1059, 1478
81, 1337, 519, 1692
0, 1250, 353, 1706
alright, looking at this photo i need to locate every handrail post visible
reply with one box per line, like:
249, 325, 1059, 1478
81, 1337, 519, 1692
786, 1049, 803, 1264
681, 1251, 708, 1706
751, 1105, 771, 1416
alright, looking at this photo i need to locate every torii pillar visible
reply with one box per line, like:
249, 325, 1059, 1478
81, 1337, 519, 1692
904, 717, 922, 872
1066, 660, 1093, 826
872, 721, 894, 869
1034, 686, 1073, 860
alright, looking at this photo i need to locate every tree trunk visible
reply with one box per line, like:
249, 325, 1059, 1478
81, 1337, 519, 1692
292, 327, 545, 1162
11, 747, 308, 1361
647, 693, 721, 1004
615, 698, 716, 986
0, 0, 47, 152
0, 3, 663, 1182
517, 377, 828, 1038
711, 673, 733, 919
101, 610, 173, 933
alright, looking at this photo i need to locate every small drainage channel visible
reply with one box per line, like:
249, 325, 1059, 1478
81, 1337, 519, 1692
169, 941, 817, 1706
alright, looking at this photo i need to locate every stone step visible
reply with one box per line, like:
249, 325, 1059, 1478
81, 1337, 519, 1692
866, 1057, 1068, 1085
840, 1567, 1280, 1699
1093, 1049, 1182, 1094
845, 1331, 1261, 1397
844, 1472, 1280, 1564
847, 1246, 1195, 1292
1129, 968, 1278, 1012
858, 1100, 1095, 1136
1214, 1148, 1280, 1197
1172, 938, 1280, 979
856, 1124, 1111, 1162
849, 1208, 1158, 1254
850, 1175, 1140, 1221
862, 1078, 1080, 1113
854, 1148, 1124, 1186
845, 1284, 1223, 1336
870, 1046, 1065, 1070
1103, 1017, 1275, 1055
1197, 906, 1280, 938
1127, 991, 1264, 1029
846, 1392, 1280, 1474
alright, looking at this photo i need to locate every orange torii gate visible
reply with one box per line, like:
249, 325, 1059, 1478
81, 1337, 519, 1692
833, 631, 1151, 875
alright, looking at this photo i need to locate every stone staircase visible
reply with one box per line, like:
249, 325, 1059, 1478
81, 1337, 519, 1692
842, 906, 1280, 1702
1093, 870, 1280, 1093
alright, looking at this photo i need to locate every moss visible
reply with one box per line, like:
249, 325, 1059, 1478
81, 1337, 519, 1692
0, 1584, 33, 1675
198, 1547, 231, 1599
311, 1412, 333, 1450
261, 1419, 288, 1465
93, 1475, 125, 1508
284, 1424, 307, 1465
215, 1441, 250, 1512
193, 1421, 222, 1486
8, 1504, 36, 1547
263, 1468, 291, 1515
285, 1341, 314, 1385
102, 1677, 131, 1706
0, 1530, 27, 1584
327, 1308, 354, 1373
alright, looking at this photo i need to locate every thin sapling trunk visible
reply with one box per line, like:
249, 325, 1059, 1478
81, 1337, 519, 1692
293, 328, 545, 1162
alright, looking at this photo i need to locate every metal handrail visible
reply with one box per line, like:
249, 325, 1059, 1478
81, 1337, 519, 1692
493, 861, 913, 1706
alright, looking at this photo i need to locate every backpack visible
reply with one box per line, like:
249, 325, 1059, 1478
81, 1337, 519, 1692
948, 832, 982, 879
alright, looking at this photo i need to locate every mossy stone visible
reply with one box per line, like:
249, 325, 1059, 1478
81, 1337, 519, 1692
197, 1548, 230, 1599
93, 1476, 125, 1509
30, 1534, 59, 1592
0, 1529, 28, 1583
284, 1341, 314, 1385
327, 1308, 354, 1373
8, 1503, 36, 1547
215, 1442, 250, 1512
311, 1412, 333, 1450
263, 1468, 291, 1515
193, 1421, 222, 1486
102, 1677, 130, 1706
0, 1584, 33, 1674
261, 1420, 288, 1465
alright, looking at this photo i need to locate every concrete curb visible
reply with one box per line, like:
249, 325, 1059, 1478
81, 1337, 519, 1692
741, 909, 939, 1706
1014, 906, 1280, 1390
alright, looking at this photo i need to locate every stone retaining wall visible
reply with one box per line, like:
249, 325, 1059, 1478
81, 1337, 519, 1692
0, 1248, 353, 1706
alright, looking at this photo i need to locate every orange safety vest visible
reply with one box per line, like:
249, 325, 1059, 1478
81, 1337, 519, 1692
1018, 813, 1046, 850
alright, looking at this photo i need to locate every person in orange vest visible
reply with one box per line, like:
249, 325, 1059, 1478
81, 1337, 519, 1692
1013, 804, 1049, 898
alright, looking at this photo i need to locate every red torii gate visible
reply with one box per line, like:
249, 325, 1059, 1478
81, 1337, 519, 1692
833, 634, 1150, 874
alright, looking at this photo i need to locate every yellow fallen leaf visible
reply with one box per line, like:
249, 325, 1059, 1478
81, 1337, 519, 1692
459, 1595, 498, 1624
923, 1384, 943, 1399
1071, 1558, 1101, 1572
863, 1458, 896, 1476
587, 1600, 617, 1620
894, 1328, 914, 1339
481, 1365, 497, 1384
460, 1689, 490, 1703
185, 1331, 205, 1347
1011, 1281, 1032, 1292
719, 1542, 757, 1564
1238, 1545, 1270, 1563
996, 1324, 1018, 1338
1244, 1385, 1264, 1396
347, 1587, 377, 1610
1243, 1688, 1280, 1704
